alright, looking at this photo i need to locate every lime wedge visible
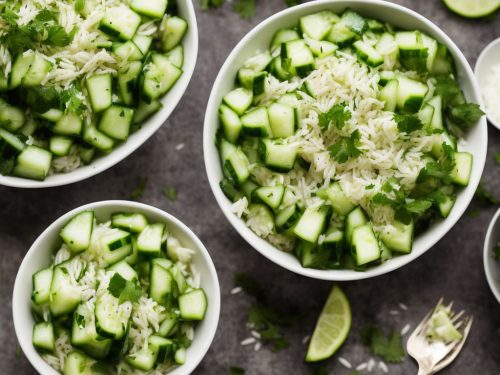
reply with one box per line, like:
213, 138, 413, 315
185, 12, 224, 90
306, 285, 351, 362
442, 0, 500, 18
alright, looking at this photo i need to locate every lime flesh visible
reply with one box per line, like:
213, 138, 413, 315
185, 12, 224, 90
306, 285, 351, 362
443, 0, 500, 18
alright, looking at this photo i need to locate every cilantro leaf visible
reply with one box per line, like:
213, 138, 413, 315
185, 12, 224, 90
393, 114, 423, 133
319, 103, 351, 130
310, 366, 328, 375
163, 186, 178, 201
201, 0, 225, 9
1, 9, 74, 54
60, 84, 86, 114
360, 326, 405, 363
0, 158, 15, 176
493, 243, 500, 261
108, 273, 127, 298
475, 181, 499, 205
237, 272, 298, 352
108, 273, 142, 303
130, 177, 148, 201
495, 153, 500, 165
404, 199, 432, 214
230, 367, 245, 375
234, 272, 266, 301
434, 75, 464, 108
284, 0, 302, 5
328, 130, 362, 163
447, 103, 484, 130
233, 0, 255, 19
119, 281, 142, 304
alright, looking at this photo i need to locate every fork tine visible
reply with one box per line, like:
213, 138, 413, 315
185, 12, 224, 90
433, 316, 473, 373
451, 310, 465, 323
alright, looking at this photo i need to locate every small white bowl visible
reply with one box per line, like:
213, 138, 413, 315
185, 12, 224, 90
12, 201, 220, 375
203, 0, 488, 281
484, 207, 500, 303
1, 1, 198, 189
475, 37, 500, 130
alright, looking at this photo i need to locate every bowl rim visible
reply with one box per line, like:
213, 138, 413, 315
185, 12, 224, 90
203, 0, 488, 281
483, 207, 500, 303
12, 200, 221, 375
474, 36, 500, 130
0, 1, 199, 189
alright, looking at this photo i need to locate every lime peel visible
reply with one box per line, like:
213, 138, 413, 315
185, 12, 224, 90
305, 285, 351, 362
442, 0, 500, 18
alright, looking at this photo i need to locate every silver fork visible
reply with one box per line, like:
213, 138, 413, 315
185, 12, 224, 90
407, 298, 473, 375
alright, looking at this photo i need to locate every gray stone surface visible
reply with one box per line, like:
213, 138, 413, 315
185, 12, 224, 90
1, 1, 500, 374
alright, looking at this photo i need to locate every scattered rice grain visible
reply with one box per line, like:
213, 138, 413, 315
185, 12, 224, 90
230, 286, 242, 295
240, 337, 256, 346
338, 357, 352, 369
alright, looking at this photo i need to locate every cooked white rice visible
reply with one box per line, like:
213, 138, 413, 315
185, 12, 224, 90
234, 50, 444, 244
44, 222, 201, 375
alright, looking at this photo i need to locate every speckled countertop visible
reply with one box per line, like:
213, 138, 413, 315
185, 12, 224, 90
1, 1, 500, 374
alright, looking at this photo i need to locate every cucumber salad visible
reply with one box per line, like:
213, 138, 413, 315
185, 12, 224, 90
216, 9, 483, 270
31, 211, 208, 374
0, 0, 187, 181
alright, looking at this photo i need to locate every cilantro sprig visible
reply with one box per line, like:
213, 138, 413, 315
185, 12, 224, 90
360, 325, 405, 363
393, 114, 423, 133
319, 103, 352, 130
372, 178, 433, 224
1, 9, 75, 55
108, 273, 142, 303
434, 75, 484, 135
493, 243, 500, 261
130, 177, 148, 201
235, 273, 298, 351
328, 130, 362, 163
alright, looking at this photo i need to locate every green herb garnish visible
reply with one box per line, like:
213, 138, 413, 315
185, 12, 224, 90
475, 181, 499, 205
319, 103, 351, 130
200, 0, 225, 9
495, 153, 500, 165
230, 367, 245, 375
493, 243, 500, 261
130, 177, 148, 201
74, 313, 86, 328
1, 9, 75, 55
360, 325, 405, 363
233, 0, 256, 19
235, 273, 298, 351
163, 186, 178, 201
328, 130, 362, 163
108, 273, 142, 303
393, 114, 424, 133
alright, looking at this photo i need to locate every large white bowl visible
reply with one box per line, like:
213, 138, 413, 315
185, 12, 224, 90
13, 201, 220, 375
203, 0, 488, 280
484, 208, 500, 303
1, 1, 198, 188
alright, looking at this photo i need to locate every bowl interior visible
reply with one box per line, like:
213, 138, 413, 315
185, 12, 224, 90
204, 0, 487, 280
13, 201, 220, 375
475, 37, 500, 129
0, 1, 198, 188
484, 208, 500, 303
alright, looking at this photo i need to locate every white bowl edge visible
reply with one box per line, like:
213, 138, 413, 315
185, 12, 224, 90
484, 207, 500, 303
12, 200, 220, 375
203, 0, 488, 281
1, 1, 199, 188
475, 37, 500, 130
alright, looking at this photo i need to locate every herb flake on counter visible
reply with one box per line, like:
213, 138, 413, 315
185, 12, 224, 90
163, 186, 178, 201
200, 0, 225, 9
360, 325, 405, 363
493, 243, 500, 261
234, 0, 256, 19
130, 177, 148, 201
475, 181, 499, 205
230, 366, 245, 374
495, 153, 500, 165
235, 273, 299, 352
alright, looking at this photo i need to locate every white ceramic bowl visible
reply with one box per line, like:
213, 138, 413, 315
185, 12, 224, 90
475, 37, 500, 130
13, 201, 220, 375
484, 208, 500, 303
203, 0, 488, 280
1, 1, 198, 189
